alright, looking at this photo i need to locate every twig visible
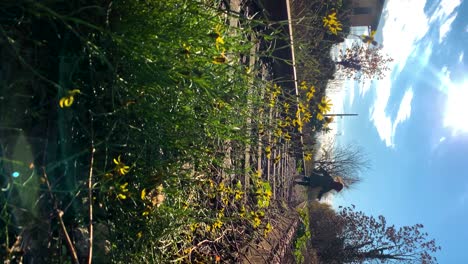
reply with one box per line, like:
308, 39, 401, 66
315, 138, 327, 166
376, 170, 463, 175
43, 168, 80, 264
87, 111, 95, 264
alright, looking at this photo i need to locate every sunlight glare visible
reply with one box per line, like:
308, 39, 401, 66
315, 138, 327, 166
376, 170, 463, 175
444, 82, 468, 134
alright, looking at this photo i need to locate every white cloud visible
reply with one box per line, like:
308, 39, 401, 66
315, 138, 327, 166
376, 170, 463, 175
439, 13, 457, 43
370, 84, 414, 148
370, 77, 393, 146
347, 81, 355, 106
429, 0, 462, 24
392, 88, 414, 139
381, 0, 430, 75
359, 80, 373, 97
364, 0, 462, 148
459, 52, 464, 63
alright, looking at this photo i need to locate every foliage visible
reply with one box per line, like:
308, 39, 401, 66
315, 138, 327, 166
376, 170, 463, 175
336, 43, 394, 80
0, 0, 386, 262
294, 206, 312, 264
309, 204, 441, 264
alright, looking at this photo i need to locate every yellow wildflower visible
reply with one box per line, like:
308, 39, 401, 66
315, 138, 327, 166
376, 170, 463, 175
274, 154, 281, 164
252, 217, 261, 228
213, 53, 227, 64
317, 112, 324, 121
304, 153, 313, 161
323, 12, 343, 35
239, 205, 246, 218
113, 155, 130, 175
117, 193, 127, 200
190, 223, 200, 232
306, 86, 316, 101
283, 102, 290, 113
212, 24, 225, 51
137, 231, 143, 239
59, 89, 81, 108
300, 80, 308, 90
265, 146, 271, 159
318, 96, 332, 113
274, 128, 283, 138
264, 222, 273, 236
235, 190, 243, 200
302, 112, 312, 123
255, 170, 262, 178
181, 43, 191, 57
361, 30, 377, 45
141, 188, 146, 200
212, 219, 223, 230
298, 102, 307, 113
215, 35, 225, 51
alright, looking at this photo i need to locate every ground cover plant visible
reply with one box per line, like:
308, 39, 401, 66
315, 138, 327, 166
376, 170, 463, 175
0, 0, 348, 263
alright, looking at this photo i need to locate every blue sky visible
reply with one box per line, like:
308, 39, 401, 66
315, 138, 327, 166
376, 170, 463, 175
333, 0, 468, 263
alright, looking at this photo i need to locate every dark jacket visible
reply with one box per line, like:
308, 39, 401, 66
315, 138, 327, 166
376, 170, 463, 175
295, 167, 335, 199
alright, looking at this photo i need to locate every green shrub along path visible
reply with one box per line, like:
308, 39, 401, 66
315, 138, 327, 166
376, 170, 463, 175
0, 0, 346, 263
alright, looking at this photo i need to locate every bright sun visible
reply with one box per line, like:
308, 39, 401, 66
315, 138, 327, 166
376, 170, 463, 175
443, 82, 468, 134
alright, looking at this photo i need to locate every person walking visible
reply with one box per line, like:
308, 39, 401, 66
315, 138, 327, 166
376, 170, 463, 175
295, 167, 344, 200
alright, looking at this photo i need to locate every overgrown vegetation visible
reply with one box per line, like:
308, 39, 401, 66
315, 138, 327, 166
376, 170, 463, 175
0, 0, 346, 263
307, 203, 441, 264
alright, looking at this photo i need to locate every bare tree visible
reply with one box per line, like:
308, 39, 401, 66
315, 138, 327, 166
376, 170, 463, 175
315, 141, 370, 188
309, 204, 441, 264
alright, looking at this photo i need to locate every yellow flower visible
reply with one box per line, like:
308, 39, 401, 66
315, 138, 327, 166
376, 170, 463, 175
318, 97, 332, 113
278, 120, 289, 128
137, 231, 143, 239
190, 223, 200, 232
215, 35, 225, 51
265, 146, 271, 159
221, 195, 229, 205
212, 219, 223, 230
329, 21, 343, 35
274, 154, 281, 164
239, 205, 246, 218
212, 24, 224, 46
120, 182, 129, 192
213, 53, 227, 64
283, 102, 290, 113
300, 80, 307, 90
252, 217, 261, 228
317, 112, 324, 121
323, 12, 343, 35
117, 193, 127, 200
255, 170, 262, 178
298, 102, 307, 113
284, 132, 291, 141
235, 190, 243, 200
59, 89, 81, 108
361, 30, 377, 44
264, 222, 273, 236
113, 155, 130, 175
302, 112, 312, 123
306, 86, 316, 101
181, 43, 191, 57
274, 128, 283, 138
141, 188, 146, 200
